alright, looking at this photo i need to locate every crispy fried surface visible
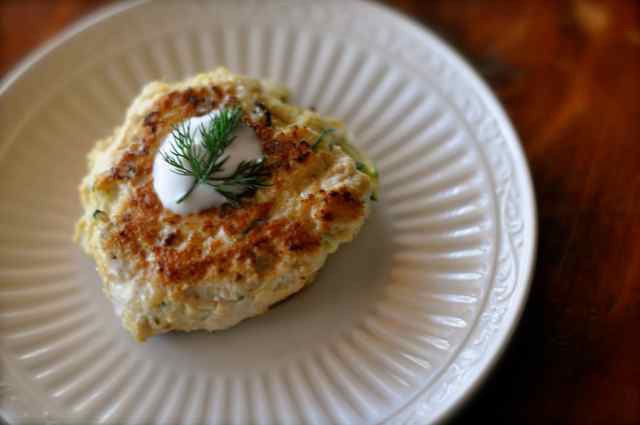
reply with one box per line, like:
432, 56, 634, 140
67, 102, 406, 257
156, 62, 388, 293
76, 68, 373, 340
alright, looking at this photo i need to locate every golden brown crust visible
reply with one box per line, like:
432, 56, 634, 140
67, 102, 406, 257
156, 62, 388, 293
91, 83, 364, 293
75, 68, 375, 340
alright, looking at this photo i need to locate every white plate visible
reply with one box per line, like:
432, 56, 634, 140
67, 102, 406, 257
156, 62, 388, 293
0, 1, 536, 424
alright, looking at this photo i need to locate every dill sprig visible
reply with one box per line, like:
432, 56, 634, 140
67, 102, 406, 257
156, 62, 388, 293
161, 106, 269, 205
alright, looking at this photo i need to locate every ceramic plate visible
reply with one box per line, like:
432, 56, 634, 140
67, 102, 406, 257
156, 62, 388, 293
0, 1, 536, 424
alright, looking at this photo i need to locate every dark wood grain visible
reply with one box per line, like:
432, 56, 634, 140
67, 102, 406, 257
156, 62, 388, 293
0, 0, 112, 76
2, 1, 639, 424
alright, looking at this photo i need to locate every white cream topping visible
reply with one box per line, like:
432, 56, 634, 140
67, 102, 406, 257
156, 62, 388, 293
153, 111, 262, 215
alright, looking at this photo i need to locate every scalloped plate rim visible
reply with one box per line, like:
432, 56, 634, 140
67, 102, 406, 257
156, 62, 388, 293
0, 1, 537, 424
366, 3, 538, 423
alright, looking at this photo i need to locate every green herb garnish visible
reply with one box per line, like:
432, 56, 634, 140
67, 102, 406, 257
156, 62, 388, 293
92, 209, 107, 220
161, 106, 270, 205
242, 218, 265, 235
311, 128, 336, 151
355, 160, 378, 178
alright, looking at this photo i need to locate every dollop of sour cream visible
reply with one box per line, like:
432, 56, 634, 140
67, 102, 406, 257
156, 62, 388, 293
153, 110, 263, 215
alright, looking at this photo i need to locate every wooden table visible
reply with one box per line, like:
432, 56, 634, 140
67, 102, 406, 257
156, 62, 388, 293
2, 1, 639, 423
